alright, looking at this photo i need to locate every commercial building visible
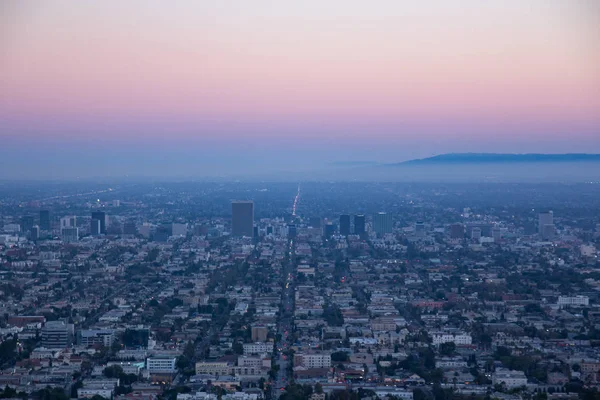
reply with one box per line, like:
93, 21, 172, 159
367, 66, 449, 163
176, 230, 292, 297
40, 210, 51, 231
91, 211, 107, 234
41, 321, 74, 349
354, 215, 365, 235
232, 201, 254, 237
62, 227, 79, 243
146, 357, 177, 373
339, 215, 350, 236
373, 212, 392, 235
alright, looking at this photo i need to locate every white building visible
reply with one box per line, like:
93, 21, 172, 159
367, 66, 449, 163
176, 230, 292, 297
195, 361, 232, 376
431, 332, 472, 346
146, 357, 176, 373
492, 369, 528, 388
242, 342, 273, 355
295, 353, 331, 369
558, 296, 589, 307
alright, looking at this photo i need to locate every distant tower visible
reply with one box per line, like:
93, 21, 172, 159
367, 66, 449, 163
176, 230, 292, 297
20, 216, 35, 235
30, 225, 40, 241
323, 222, 336, 238
90, 219, 101, 236
39, 210, 51, 231
354, 215, 366, 235
538, 211, 555, 240
339, 215, 351, 236
232, 200, 254, 237
91, 211, 106, 234
372, 212, 392, 235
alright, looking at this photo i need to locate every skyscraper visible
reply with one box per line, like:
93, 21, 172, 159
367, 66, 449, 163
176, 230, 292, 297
339, 214, 351, 236
20, 216, 35, 235
232, 200, 254, 237
40, 210, 51, 231
538, 211, 555, 240
90, 219, 101, 236
372, 212, 392, 235
324, 222, 335, 238
91, 211, 106, 234
354, 215, 366, 235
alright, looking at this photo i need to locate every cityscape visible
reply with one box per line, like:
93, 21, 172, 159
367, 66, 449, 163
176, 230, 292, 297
1, 182, 600, 400
2, 1, 600, 400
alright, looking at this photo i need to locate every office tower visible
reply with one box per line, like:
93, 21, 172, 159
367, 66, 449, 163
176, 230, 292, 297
61, 216, 77, 229
373, 212, 392, 235
112, 200, 120, 207
288, 224, 297, 238
253, 226, 259, 238
309, 217, 322, 229
90, 219, 101, 236
354, 215, 366, 235
266, 226, 273, 235
232, 200, 254, 237
471, 227, 482, 240
153, 224, 171, 242
39, 210, 50, 231
91, 211, 106, 234
492, 227, 502, 242
20, 216, 35, 235
41, 321, 74, 349
62, 227, 79, 243
415, 221, 426, 237
450, 223, 465, 239
339, 214, 351, 236
123, 221, 137, 235
324, 223, 335, 238
541, 224, 556, 241
30, 225, 40, 241
538, 211, 555, 240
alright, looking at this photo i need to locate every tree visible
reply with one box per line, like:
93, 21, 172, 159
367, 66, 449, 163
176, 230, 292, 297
103, 365, 123, 378
439, 342, 456, 356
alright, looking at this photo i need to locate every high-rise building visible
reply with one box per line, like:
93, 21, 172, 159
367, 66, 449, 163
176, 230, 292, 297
232, 201, 254, 237
41, 321, 73, 349
471, 227, 482, 240
20, 216, 35, 235
324, 223, 335, 238
39, 210, 51, 231
62, 227, 79, 243
373, 212, 392, 235
288, 224, 297, 238
61, 216, 77, 229
90, 219, 101, 236
91, 211, 106, 234
354, 215, 366, 235
30, 225, 40, 241
538, 211, 555, 240
339, 215, 351, 236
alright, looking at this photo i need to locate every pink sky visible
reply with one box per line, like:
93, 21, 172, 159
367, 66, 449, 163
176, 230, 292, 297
1, 0, 599, 173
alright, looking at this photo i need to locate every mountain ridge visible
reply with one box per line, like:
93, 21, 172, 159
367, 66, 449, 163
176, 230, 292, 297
391, 153, 600, 166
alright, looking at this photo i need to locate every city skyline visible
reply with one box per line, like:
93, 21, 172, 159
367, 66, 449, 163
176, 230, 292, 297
1, 1, 599, 178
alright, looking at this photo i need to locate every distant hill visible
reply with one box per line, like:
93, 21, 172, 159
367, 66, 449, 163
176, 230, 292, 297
393, 153, 600, 166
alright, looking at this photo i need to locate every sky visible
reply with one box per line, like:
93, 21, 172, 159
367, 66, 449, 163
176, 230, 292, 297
1, 0, 599, 179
